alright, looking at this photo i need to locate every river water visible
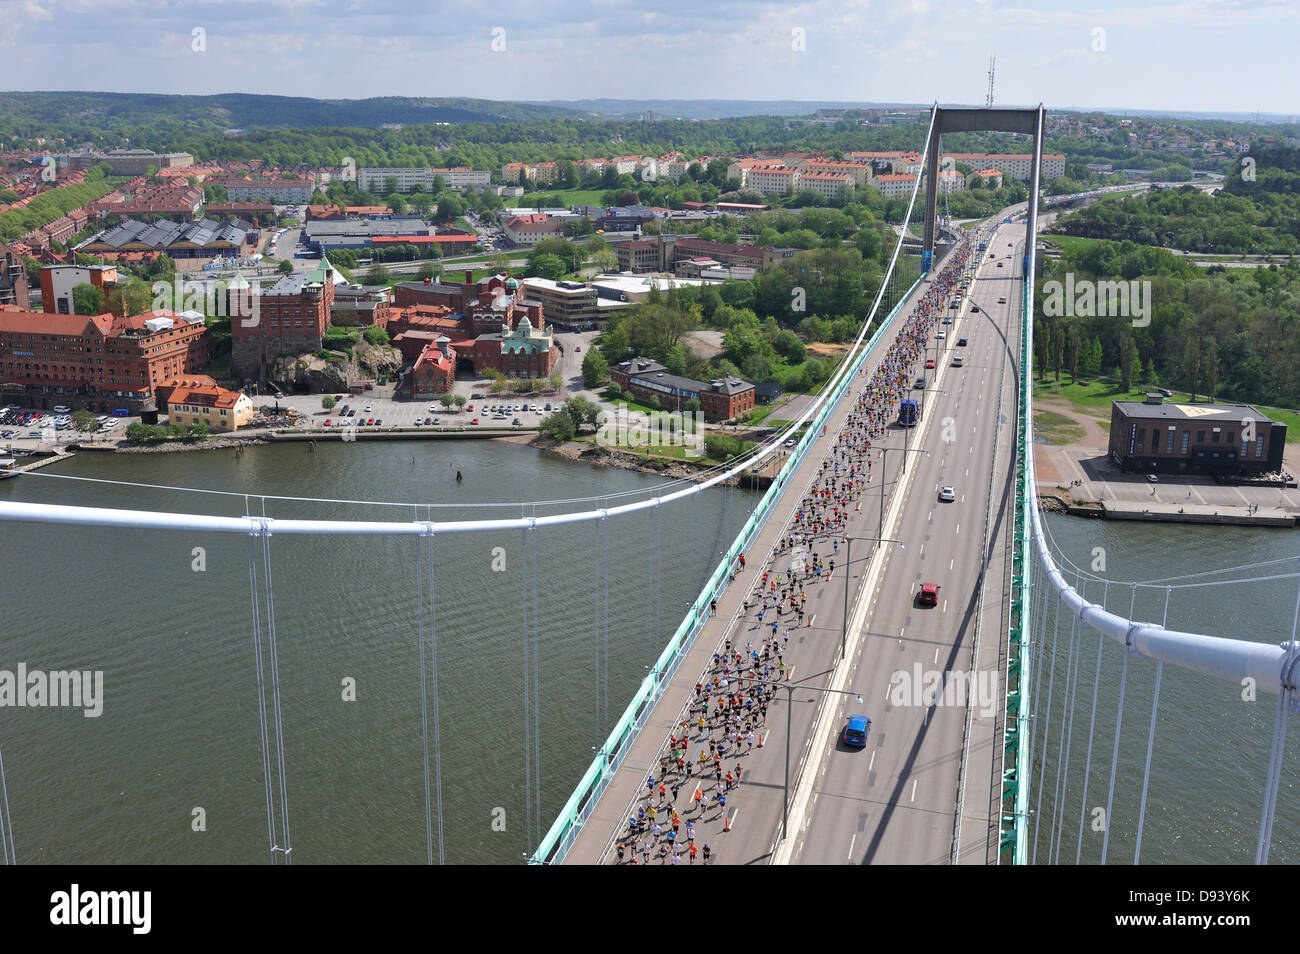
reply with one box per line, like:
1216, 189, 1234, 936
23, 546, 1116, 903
0, 440, 755, 864
1028, 513, 1300, 866
1, 442, 1295, 864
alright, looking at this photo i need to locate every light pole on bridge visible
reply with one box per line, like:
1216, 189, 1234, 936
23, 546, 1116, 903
732, 673, 866, 843
840, 535, 904, 662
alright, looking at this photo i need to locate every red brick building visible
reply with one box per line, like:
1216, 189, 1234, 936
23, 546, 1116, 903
230, 258, 336, 380
469, 316, 555, 378
611, 356, 754, 422
0, 241, 30, 310
396, 339, 456, 400
0, 306, 213, 408
392, 272, 542, 335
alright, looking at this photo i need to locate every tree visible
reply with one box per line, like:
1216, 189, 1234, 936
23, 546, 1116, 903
529, 253, 567, 280
363, 325, 390, 345
104, 275, 151, 318
439, 393, 456, 409
1183, 336, 1201, 402
1051, 321, 1066, 383
321, 395, 337, 410
548, 370, 563, 393
278, 259, 294, 275
452, 394, 467, 410
539, 410, 576, 442
73, 409, 97, 431
71, 282, 106, 316
125, 421, 154, 442
564, 396, 601, 432
1201, 338, 1219, 403
1118, 332, 1138, 390
363, 264, 391, 285
773, 329, 806, 363
189, 420, 210, 440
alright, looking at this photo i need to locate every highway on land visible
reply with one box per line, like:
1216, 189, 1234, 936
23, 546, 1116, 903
785, 223, 1025, 865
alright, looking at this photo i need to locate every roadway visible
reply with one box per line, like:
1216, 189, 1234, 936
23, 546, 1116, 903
561, 221, 1003, 865
784, 223, 1024, 865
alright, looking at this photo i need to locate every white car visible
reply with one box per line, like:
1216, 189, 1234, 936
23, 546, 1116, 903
936, 330, 946, 339
939, 486, 956, 502
364, 405, 373, 413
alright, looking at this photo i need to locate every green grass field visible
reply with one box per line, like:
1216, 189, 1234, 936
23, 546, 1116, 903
1033, 408, 1085, 445
521, 189, 609, 208
1033, 375, 1300, 443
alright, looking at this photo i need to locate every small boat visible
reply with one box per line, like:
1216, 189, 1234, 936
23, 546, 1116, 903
0, 449, 17, 479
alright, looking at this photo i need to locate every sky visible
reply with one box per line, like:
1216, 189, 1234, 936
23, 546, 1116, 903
0, 0, 1297, 117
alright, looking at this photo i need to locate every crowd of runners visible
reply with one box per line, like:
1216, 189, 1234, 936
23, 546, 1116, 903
608, 237, 974, 865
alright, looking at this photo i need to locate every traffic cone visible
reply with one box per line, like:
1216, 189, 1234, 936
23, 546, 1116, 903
723, 811, 731, 832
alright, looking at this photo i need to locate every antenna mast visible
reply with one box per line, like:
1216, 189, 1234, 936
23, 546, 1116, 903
985, 55, 996, 108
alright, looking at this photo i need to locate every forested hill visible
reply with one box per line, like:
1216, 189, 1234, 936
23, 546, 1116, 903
0, 91, 588, 140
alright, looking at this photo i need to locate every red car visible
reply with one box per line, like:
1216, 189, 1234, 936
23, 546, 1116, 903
323, 419, 332, 426
917, 583, 940, 606
925, 358, 936, 369
470, 418, 479, 425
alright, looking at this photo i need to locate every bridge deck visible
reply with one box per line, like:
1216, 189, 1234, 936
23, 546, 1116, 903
562, 243, 986, 865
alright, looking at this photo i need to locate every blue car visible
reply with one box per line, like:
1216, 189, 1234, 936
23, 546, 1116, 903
843, 715, 871, 748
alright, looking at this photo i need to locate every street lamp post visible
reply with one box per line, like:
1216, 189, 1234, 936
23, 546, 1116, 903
877, 445, 928, 555
733, 674, 866, 842
840, 535, 904, 661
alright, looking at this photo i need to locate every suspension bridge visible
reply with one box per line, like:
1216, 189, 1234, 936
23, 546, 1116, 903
0, 105, 1295, 866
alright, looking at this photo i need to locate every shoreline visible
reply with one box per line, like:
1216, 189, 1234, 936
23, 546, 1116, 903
55, 428, 751, 484
1032, 393, 1300, 529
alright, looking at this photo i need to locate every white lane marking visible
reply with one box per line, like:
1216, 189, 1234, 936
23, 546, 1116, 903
955, 524, 960, 535
848, 832, 857, 859
911, 779, 918, 802
883, 682, 892, 701
869, 750, 876, 771
934, 646, 939, 664
949, 558, 954, 570
942, 599, 948, 613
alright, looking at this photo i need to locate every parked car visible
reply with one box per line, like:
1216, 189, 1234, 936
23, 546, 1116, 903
1146, 473, 1158, 483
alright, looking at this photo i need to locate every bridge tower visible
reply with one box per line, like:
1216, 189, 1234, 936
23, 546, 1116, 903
920, 104, 1044, 274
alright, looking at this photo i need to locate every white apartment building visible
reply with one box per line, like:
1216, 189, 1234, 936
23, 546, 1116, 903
800, 159, 874, 186
944, 153, 1066, 181
873, 173, 919, 197
799, 171, 853, 199
358, 167, 490, 192
936, 169, 965, 194
747, 167, 800, 195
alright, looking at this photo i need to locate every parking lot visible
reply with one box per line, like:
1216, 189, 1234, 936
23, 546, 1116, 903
0, 404, 132, 450
302, 390, 558, 431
